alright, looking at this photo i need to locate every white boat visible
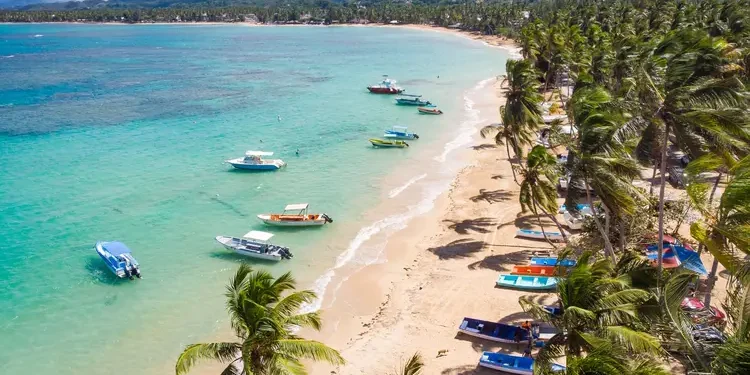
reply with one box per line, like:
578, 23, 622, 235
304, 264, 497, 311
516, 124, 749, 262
215, 231, 293, 261
383, 126, 419, 140
563, 211, 584, 230
516, 229, 565, 242
257, 203, 333, 227
226, 151, 286, 171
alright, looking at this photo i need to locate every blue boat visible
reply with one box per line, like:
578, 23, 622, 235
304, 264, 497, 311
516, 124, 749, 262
496, 274, 558, 291
558, 203, 591, 214
395, 94, 431, 106
458, 317, 531, 343
530, 257, 577, 267
479, 352, 565, 374
384, 126, 419, 140
94, 241, 141, 279
226, 151, 286, 171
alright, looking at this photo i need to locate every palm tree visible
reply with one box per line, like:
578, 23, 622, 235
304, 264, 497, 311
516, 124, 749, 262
519, 145, 568, 243
481, 58, 544, 184
642, 29, 750, 273
175, 265, 345, 375
565, 85, 644, 261
520, 251, 663, 371
392, 352, 424, 375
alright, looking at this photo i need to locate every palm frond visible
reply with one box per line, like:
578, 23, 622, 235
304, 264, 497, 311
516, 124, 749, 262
276, 339, 345, 365
175, 342, 241, 375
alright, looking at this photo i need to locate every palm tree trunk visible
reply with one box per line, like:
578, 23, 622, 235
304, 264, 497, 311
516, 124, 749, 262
657, 123, 670, 274
619, 219, 626, 253
584, 181, 616, 262
538, 204, 568, 242
532, 202, 557, 250
649, 163, 658, 195
507, 142, 519, 184
703, 172, 723, 306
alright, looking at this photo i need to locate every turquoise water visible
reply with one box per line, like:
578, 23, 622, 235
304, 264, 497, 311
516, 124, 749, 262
0, 24, 508, 374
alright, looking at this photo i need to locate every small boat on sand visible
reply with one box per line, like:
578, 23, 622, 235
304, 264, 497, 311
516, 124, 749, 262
395, 94, 431, 106
479, 352, 565, 374
257, 203, 333, 227
215, 231, 293, 261
516, 229, 565, 242
384, 126, 419, 140
95, 241, 142, 280
367, 76, 404, 94
369, 138, 409, 148
530, 257, 576, 267
417, 106, 443, 115
496, 274, 558, 291
226, 151, 286, 171
458, 317, 531, 343
558, 203, 591, 214
512, 265, 557, 276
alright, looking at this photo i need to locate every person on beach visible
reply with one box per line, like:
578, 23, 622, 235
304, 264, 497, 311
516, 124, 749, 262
521, 320, 531, 331
513, 327, 524, 345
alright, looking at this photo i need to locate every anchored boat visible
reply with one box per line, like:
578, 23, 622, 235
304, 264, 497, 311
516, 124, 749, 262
369, 138, 409, 148
383, 126, 419, 140
94, 241, 142, 280
367, 75, 404, 94
395, 94, 431, 106
417, 106, 443, 115
215, 231, 293, 261
496, 274, 559, 291
226, 151, 286, 171
257, 203, 333, 227
479, 352, 565, 374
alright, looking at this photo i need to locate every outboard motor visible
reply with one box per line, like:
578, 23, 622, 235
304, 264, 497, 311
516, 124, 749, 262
132, 267, 142, 279
413, 134, 419, 139
124, 267, 133, 280
404, 142, 409, 147
280, 249, 293, 259
322, 214, 334, 223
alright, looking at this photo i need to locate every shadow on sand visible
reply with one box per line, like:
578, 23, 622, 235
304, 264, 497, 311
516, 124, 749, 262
470, 189, 514, 204
472, 143, 497, 151
466, 250, 535, 272
428, 239, 487, 260
444, 217, 497, 235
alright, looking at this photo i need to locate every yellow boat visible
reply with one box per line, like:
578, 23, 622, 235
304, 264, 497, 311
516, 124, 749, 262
369, 138, 409, 148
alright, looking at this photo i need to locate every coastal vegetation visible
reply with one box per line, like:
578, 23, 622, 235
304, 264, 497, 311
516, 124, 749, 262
175, 264, 344, 375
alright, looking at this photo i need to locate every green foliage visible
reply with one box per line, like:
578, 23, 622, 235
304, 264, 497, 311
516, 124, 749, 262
175, 264, 344, 375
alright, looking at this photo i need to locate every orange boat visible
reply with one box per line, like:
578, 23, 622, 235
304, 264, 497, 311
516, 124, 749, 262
511, 265, 557, 276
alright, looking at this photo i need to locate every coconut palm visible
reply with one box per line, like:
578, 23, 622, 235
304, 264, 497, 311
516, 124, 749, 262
391, 352, 424, 375
481, 58, 543, 184
519, 145, 568, 243
564, 85, 645, 261
175, 265, 344, 375
520, 251, 663, 371
642, 29, 750, 272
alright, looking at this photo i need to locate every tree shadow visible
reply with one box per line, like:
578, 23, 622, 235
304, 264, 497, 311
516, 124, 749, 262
470, 189, 514, 204
444, 217, 496, 234
490, 174, 504, 180
428, 239, 487, 260
466, 250, 533, 272
496, 311, 536, 324
440, 364, 480, 375
505, 214, 556, 230
472, 143, 497, 150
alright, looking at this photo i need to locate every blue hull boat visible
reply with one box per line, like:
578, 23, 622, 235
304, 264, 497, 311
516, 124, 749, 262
458, 317, 531, 343
558, 203, 591, 214
479, 352, 565, 374
496, 274, 558, 291
384, 126, 419, 140
530, 257, 577, 267
516, 229, 565, 242
95, 241, 141, 279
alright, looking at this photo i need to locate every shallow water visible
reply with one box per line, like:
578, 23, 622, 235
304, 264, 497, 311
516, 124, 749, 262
0, 24, 508, 374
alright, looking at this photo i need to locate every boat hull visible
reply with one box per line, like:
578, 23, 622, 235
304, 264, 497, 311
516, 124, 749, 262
95, 241, 139, 279
530, 257, 576, 267
368, 86, 403, 94
511, 265, 557, 276
496, 274, 558, 291
396, 99, 429, 106
257, 214, 328, 227
369, 139, 408, 148
228, 162, 283, 171
215, 236, 283, 261
458, 318, 530, 344
516, 229, 565, 242
417, 107, 443, 115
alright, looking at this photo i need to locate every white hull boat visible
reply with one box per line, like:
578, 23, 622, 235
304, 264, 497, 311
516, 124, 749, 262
215, 231, 293, 261
257, 203, 332, 227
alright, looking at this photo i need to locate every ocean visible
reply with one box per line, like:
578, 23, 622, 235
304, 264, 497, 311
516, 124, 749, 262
0, 24, 509, 374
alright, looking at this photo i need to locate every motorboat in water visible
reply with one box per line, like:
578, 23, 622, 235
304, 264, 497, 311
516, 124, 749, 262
383, 126, 419, 140
226, 151, 286, 171
395, 94, 431, 106
367, 76, 404, 94
94, 241, 141, 280
369, 138, 409, 148
417, 106, 443, 115
257, 203, 333, 227
215, 231, 293, 261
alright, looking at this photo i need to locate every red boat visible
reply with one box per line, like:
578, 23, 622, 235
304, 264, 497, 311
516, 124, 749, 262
367, 76, 404, 94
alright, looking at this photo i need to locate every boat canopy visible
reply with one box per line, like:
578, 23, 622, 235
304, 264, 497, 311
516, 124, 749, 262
245, 151, 274, 157
284, 203, 309, 211
243, 231, 274, 242
102, 241, 132, 256
399, 94, 422, 97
